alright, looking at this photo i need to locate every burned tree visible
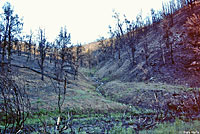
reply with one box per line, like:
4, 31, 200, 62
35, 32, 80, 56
0, 2, 23, 71
108, 26, 115, 59
55, 26, 71, 80
162, 0, 176, 27
77, 44, 85, 67
47, 42, 55, 63
37, 28, 48, 81
73, 43, 83, 80
150, 8, 162, 28
0, 74, 30, 133
161, 2, 177, 64
161, 17, 174, 64
124, 17, 137, 65
112, 11, 125, 60
51, 27, 74, 133
97, 37, 109, 62
142, 25, 150, 66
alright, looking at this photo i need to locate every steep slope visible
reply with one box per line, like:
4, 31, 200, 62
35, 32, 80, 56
89, 3, 200, 87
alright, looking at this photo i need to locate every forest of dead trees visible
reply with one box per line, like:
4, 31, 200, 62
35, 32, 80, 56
0, 0, 200, 133
0, 0, 200, 77
0, 2, 86, 81
95, 0, 200, 69
0, 2, 87, 133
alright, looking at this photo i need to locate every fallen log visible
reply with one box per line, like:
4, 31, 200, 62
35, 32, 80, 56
10, 63, 66, 82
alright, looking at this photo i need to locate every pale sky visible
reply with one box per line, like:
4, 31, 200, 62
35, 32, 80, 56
0, 0, 166, 44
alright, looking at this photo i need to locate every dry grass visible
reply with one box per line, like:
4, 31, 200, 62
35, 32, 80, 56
100, 80, 188, 109
12, 67, 128, 113
103, 80, 186, 93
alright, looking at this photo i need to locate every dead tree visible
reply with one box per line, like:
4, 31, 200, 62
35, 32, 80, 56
73, 43, 83, 80
161, 2, 176, 65
112, 11, 125, 60
151, 8, 159, 28
49, 77, 70, 133
37, 28, 48, 81
108, 25, 115, 59
124, 17, 136, 65
97, 37, 110, 62
48, 42, 55, 63
55, 26, 71, 80
0, 2, 23, 71
0, 73, 30, 133
162, 17, 174, 64
162, 0, 176, 27
51, 27, 74, 133
142, 26, 150, 65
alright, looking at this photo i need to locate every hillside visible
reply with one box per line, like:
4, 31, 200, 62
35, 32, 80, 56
87, 2, 200, 87
1, 1, 200, 133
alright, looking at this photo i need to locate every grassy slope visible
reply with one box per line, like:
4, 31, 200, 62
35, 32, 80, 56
100, 80, 187, 107
13, 66, 128, 113
3, 3, 200, 133
8, 55, 200, 133
76, 3, 200, 133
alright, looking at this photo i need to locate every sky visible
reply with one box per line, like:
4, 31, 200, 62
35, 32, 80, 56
0, 0, 166, 44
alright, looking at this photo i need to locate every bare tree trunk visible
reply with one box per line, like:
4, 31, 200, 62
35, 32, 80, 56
41, 66, 44, 80
2, 30, 8, 72
2, 17, 9, 63
38, 29, 47, 81
1, 45, 5, 71
8, 25, 12, 65
1, 41, 6, 72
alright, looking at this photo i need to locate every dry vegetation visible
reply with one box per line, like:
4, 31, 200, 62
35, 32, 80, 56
12, 66, 128, 113
1, 0, 200, 133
